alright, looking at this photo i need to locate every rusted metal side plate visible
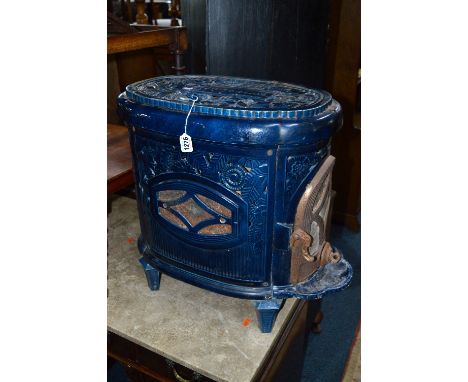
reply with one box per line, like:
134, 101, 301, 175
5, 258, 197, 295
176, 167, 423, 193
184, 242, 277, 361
290, 155, 335, 284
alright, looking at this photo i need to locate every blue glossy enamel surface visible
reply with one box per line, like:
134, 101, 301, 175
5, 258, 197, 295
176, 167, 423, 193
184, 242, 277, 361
254, 299, 283, 333
132, 131, 275, 286
125, 75, 333, 120
118, 94, 342, 147
117, 75, 352, 332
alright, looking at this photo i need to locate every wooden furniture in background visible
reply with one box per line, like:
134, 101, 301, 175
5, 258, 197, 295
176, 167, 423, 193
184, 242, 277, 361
107, 25, 187, 57
107, 25, 187, 124
169, 0, 181, 26
107, 124, 134, 195
151, 0, 161, 24
135, 0, 149, 24
114, 0, 176, 25
326, 0, 361, 230
107, 19, 188, 195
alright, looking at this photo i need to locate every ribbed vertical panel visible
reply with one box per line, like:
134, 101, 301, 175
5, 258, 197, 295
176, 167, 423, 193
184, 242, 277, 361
149, 219, 264, 282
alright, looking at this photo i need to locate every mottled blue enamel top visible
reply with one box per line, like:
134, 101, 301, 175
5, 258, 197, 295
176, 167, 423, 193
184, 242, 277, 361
125, 75, 333, 120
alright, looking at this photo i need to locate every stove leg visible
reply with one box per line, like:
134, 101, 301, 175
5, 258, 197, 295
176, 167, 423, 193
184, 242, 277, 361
254, 299, 283, 333
139, 257, 161, 291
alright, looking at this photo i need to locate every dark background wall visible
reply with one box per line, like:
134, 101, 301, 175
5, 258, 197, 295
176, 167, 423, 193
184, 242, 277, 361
181, 0, 361, 229
180, 0, 207, 74
181, 0, 330, 88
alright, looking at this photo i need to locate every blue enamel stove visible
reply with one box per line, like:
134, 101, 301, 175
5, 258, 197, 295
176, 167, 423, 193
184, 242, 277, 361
117, 75, 352, 333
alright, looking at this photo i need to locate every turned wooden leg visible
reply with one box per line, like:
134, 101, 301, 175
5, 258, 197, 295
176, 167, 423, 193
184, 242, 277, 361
135, 0, 148, 24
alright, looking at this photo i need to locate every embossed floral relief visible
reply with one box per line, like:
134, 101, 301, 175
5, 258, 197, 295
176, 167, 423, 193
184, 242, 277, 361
134, 136, 270, 256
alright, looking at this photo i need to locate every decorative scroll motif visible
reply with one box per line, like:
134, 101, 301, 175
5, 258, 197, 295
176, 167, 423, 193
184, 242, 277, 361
125, 75, 333, 120
290, 155, 341, 283
133, 135, 269, 271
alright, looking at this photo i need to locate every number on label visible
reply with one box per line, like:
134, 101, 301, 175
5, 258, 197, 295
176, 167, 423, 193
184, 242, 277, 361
179, 133, 193, 152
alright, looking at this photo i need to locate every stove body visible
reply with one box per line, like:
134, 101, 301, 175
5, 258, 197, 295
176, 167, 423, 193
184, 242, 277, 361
117, 75, 352, 332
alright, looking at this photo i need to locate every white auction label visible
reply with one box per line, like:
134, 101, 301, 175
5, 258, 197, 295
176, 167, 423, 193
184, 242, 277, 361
179, 133, 193, 152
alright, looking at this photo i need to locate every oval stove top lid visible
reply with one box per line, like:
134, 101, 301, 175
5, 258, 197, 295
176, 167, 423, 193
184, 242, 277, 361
125, 75, 333, 120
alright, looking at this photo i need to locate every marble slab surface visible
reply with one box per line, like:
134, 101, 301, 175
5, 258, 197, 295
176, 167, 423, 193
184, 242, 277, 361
107, 196, 297, 382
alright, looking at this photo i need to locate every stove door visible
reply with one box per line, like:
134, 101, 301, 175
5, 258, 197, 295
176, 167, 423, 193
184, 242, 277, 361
145, 173, 272, 284
150, 174, 247, 249
290, 155, 341, 283
132, 135, 274, 286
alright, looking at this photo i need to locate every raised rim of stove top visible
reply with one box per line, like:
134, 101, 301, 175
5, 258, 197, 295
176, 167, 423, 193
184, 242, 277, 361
124, 75, 334, 121
117, 94, 343, 146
